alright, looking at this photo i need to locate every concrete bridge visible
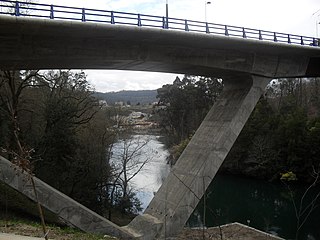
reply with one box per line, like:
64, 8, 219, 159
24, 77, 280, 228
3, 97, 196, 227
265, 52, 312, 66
0, 1, 320, 239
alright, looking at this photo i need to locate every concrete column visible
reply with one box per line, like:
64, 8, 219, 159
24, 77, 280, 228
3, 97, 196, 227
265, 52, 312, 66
126, 74, 271, 239
0, 156, 134, 239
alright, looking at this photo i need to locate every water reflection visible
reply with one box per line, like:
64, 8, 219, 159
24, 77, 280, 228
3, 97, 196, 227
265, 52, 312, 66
111, 135, 170, 211
119, 135, 320, 240
188, 174, 320, 240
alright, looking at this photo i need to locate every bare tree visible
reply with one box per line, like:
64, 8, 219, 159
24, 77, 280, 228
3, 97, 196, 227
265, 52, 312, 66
0, 70, 48, 240
281, 167, 320, 240
0, 70, 40, 155
109, 135, 154, 215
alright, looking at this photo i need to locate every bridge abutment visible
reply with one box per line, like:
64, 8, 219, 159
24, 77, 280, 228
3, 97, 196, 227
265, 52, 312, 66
126, 74, 271, 239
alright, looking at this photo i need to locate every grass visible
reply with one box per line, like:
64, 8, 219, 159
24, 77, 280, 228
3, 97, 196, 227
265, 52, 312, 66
0, 182, 119, 239
0, 219, 117, 239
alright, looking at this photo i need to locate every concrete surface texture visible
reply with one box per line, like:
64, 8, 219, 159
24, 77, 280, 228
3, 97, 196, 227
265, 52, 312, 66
126, 75, 271, 239
0, 15, 320, 240
0, 16, 319, 78
0, 156, 134, 239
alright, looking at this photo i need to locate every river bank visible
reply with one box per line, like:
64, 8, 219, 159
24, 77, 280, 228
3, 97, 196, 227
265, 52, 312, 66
113, 134, 319, 240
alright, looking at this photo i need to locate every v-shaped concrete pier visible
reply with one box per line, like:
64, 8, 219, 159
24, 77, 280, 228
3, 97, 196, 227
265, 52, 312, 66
0, 11, 319, 240
125, 75, 271, 239
0, 74, 270, 240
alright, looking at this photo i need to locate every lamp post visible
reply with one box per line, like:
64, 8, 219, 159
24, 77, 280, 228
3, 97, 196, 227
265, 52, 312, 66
313, 9, 320, 38
166, 0, 169, 28
205, 1, 211, 22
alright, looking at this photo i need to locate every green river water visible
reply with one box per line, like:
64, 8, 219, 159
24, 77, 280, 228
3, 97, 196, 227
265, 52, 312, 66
121, 135, 319, 240
188, 174, 320, 240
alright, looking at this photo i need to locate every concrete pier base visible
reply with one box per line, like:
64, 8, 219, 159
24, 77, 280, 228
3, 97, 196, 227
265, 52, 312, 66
126, 74, 271, 239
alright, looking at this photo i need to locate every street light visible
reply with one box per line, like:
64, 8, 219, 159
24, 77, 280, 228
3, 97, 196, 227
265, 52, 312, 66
166, 0, 169, 28
313, 9, 320, 38
205, 1, 211, 22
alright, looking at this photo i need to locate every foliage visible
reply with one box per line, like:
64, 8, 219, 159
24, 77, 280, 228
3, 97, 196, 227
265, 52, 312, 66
157, 76, 320, 182
281, 171, 298, 181
169, 135, 192, 165
0, 70, 139, 222
280, 168, 320, 240
157, 75, 223, 146
221, 78, 320, 182
94, 90, 157, 105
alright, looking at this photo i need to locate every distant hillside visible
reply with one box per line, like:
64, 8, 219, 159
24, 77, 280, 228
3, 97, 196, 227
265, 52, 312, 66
94, 90, 158, 105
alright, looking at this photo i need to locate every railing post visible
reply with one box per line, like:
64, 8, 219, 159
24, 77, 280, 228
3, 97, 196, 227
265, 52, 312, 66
206, 22, 210, 33
185, 20, 189, 32
287, 34, 291, 44
162, 16, 168, 29
273, 32, 277, 42
137, 14, 142, 27
15, 1, 20, 16
82, 8, 86, 22
313, 38, 318, 46
224, 25, 229, 36
300, 36, 304, 45
242, 27, 246, 38
259, 30, 262, 40
50, 5, 54, 19
111, 11, 115, 24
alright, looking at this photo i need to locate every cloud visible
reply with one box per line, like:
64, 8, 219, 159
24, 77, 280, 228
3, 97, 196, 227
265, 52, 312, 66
86, 70, 181, 93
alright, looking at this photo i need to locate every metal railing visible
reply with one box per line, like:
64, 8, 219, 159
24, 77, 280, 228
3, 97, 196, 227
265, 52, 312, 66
0, 0, 319, 47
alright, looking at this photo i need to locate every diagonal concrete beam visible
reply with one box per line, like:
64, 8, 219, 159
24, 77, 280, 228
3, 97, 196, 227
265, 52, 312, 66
0, 156, 135, 239
0, 74, 270, 240
125, 74, 271, 239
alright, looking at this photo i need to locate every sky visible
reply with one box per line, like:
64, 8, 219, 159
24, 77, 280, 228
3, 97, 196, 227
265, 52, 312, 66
37, 0, 320, 92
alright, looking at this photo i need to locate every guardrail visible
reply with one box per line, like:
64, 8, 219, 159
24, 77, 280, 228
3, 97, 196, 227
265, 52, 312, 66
0, 0, 319, 47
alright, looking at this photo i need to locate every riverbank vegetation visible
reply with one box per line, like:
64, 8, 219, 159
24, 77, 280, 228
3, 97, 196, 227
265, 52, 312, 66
157, 76, 320, 183
1, 70, 319, 239
157, 75, 320, 239
0, 70, 142, 227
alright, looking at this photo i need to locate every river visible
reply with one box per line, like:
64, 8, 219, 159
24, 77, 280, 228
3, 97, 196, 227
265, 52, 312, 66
112, 134, 319, 240
111, 134, 170, 210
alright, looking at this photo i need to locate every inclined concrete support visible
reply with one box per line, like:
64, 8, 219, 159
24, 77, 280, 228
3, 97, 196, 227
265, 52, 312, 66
0, 156, 135, 239
125, 74, 271, 239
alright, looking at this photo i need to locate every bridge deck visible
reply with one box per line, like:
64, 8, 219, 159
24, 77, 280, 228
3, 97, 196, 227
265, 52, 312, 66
0, 15, 319, 78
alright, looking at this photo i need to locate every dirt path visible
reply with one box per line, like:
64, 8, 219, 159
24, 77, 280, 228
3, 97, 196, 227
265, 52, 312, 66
1, 220, 283, 240
175, 223, 284, 240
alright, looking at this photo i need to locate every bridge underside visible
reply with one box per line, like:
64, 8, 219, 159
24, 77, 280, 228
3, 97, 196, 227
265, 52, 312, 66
0, 15, 319, 78
125, 74, 271, 239
1, 15, 320, 240
0, 73, 271, 239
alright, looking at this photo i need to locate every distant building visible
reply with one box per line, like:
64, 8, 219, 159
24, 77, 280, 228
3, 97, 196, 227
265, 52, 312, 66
115, 101, 124, 106
99, 100, 108, 107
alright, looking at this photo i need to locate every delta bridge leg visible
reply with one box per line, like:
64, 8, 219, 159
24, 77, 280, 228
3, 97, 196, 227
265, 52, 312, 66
124, 74, 271, 239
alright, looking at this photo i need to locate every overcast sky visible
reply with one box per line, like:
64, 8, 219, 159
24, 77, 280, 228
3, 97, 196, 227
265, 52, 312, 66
38, 0, 320, 92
